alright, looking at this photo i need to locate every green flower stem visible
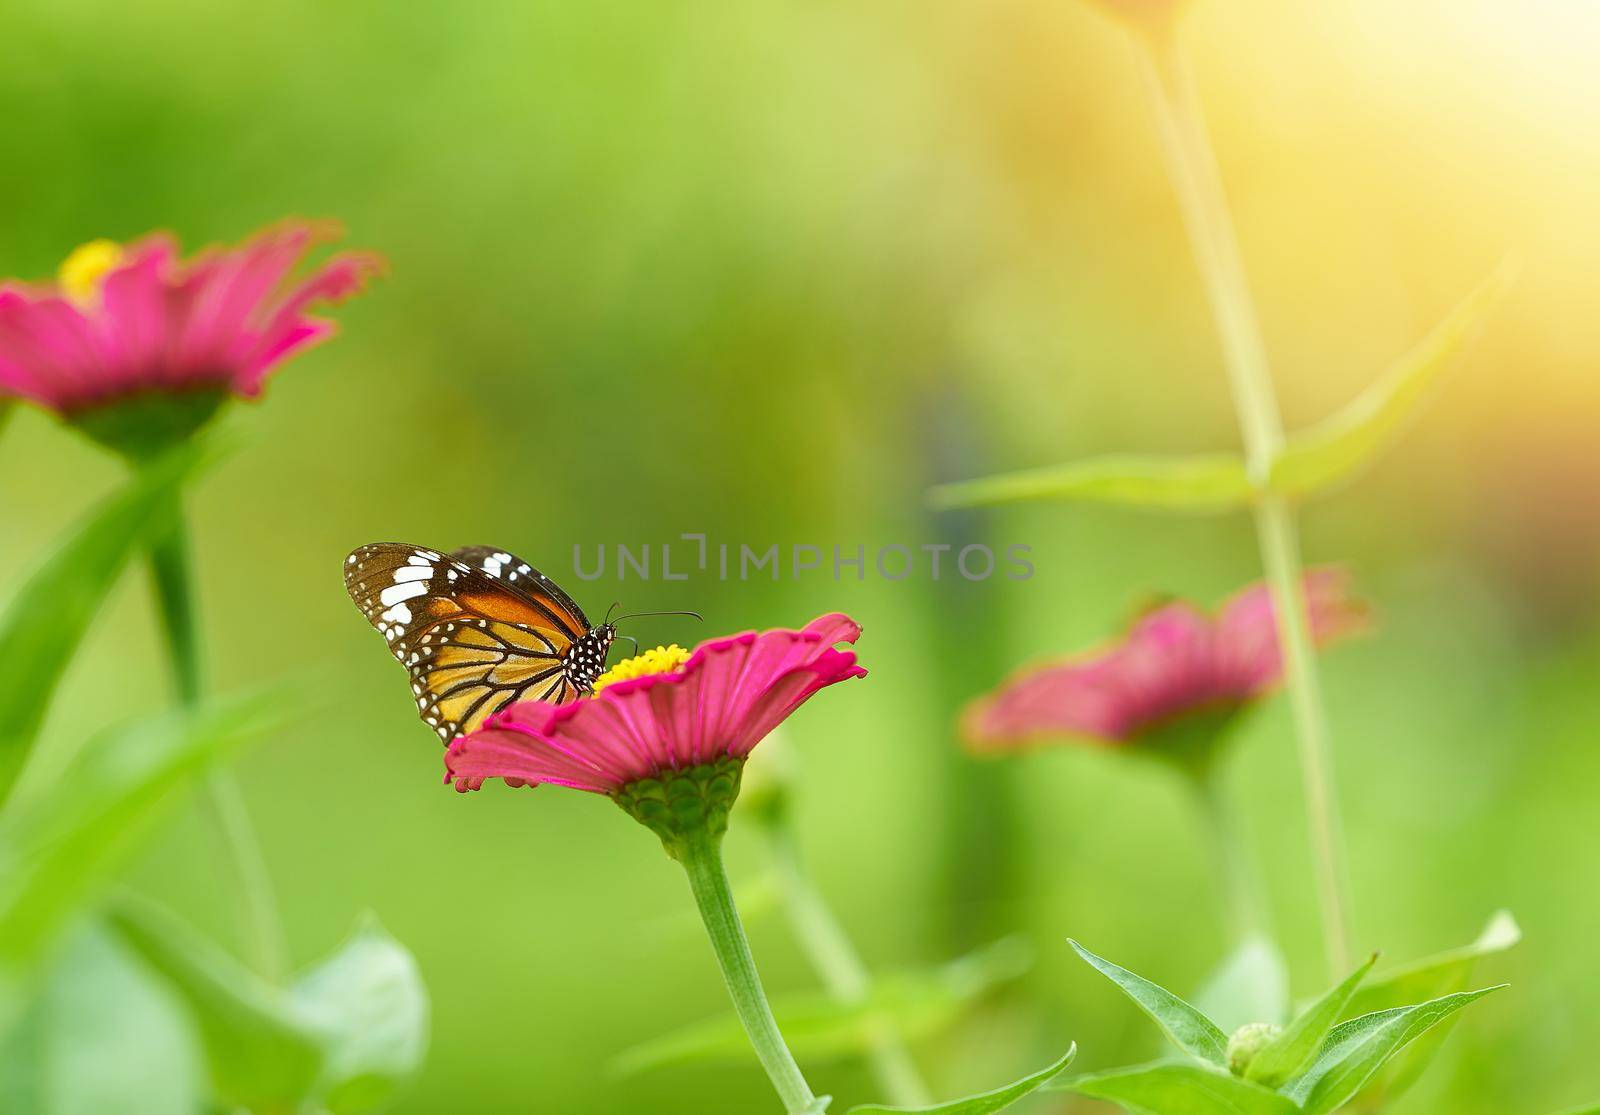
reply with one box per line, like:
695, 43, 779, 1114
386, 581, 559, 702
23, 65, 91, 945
147, 499, 287, 981
1136, 23, 1353, 976
678, 832, 819, 1114
764, 825, 932, 1107
1190, 765, 1266, 944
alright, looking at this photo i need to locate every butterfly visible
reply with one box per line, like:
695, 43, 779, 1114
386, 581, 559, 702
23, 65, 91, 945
345, 542, 691, 743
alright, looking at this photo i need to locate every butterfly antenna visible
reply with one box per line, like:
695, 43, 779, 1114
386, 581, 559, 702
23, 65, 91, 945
610, 609, 704, 624
605, 601, 622, 624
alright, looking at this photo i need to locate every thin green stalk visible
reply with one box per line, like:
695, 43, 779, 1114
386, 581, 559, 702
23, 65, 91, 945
1136, 22, 1353, 976
148, 502, 287, 981
1190, 765, 1267, 944
679, 833, 819, 1114
765, 826, 932, 1107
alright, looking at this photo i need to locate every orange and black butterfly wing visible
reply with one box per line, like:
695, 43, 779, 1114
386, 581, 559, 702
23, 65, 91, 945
344, 542, 586, 742
448, 545, 593, 637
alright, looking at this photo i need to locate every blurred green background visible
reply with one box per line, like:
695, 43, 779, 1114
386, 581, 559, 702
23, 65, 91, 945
3, 0, 1598, 1110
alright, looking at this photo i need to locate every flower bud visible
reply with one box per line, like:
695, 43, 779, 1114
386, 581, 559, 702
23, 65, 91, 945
1227, 1022, 1283, 1077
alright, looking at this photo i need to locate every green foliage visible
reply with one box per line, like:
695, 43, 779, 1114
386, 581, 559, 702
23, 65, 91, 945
110, 897, 428, 1113
292, 914, 432, 1115
613, 938, 1030, 1075
1244, 954, 1376, 1087
927, 264, 1510, 518
1067, 940, 1501, 1114
1338, 911, 1520, 1107
1069, 939, 1229, 1066
1285, 987, 1504, 1114
109, 896, 329, 1107
845, 1045, 1076, 1113
1344, 911, 1519, 1018
0, 923, 200, 1114
1269, 262, 1514, 500
1062, 1061, 1299, 1114
1331, 902, 1516, 1107
1192, 935, 1289, 1034
0, 439, 213, 803
927, 452, 1252, 514
0, 691, 282, 1035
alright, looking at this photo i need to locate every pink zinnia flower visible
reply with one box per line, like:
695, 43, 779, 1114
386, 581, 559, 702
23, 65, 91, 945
445, 613, 866, 851
0, 220, 381, 454
964, 569, 1370, 763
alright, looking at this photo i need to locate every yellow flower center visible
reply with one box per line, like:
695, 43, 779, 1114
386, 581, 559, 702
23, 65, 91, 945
57, 239, 124, 303
592, 644, 691, 694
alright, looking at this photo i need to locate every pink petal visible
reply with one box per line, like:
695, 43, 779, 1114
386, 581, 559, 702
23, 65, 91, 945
96, 239, 178, 390
1216, 568, 1371, 695
233, 251, 384, 393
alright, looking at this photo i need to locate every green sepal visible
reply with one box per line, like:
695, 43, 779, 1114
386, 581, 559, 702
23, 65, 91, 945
614, 758, 744, 858
846, 1045, 1076, 1113
67, 387, 230, 462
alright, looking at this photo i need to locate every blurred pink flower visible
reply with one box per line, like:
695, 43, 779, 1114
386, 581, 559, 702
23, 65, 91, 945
445, 615, 865, 837
0, 220, 382, 440
1086, 0, 1187, 28
964, 569, 1370, 760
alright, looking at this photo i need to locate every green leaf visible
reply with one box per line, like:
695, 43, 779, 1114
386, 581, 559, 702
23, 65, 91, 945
110, 898, 430, 1113
107, 896, 325, 1109
1245, 953, 1377, 1088
0, 921, 201, 1115
1270, 262, 1514, 501
1060, 1060, 1299, 1114
0, 438, 214, 804
1337, 912, 1519, 1107
1286, 986, 1504, 1114
291, 914, 430, 1113
1550, 1106, 1600, 1115
1344, 910, 1519, 1018
614, 938, 1030, 1074
847, 1045, 1076, 1113
928, 452, 1252, 514
1192, 935, 1289, 1034
0, 691, 282, 1033
1069, 939, 1228, 1066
